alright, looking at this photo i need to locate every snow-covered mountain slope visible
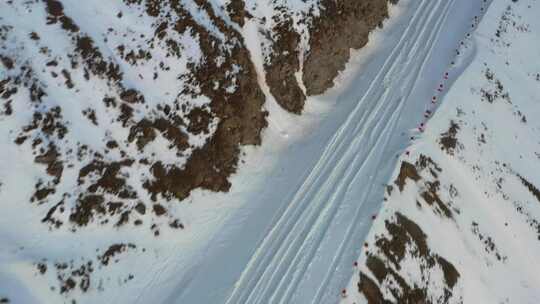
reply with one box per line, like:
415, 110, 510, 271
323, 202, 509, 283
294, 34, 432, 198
343, 0, 540, 303
0, 0, 397, 303
2, 0, 539, 303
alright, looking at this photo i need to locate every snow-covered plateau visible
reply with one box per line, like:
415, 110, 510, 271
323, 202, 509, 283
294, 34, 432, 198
1, 0, 539, 303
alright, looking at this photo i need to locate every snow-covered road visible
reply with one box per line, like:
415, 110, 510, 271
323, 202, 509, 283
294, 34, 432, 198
154, 0, 492, 303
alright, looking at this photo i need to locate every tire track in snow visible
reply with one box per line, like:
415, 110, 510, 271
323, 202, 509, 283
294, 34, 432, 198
224, 0, 457, 303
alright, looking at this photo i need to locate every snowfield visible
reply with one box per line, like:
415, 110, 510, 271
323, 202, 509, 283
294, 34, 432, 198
1, 0, 539, 303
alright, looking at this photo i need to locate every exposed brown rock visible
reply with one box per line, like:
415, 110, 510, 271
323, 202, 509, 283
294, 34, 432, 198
264, 17, 306, 114
262, 0, 395, 113
69, 194, 106, 226
358, 213, 460, 303
119, 89, 143, 104
152, 204, 167, 216
227, 0, 248, 27
37, 262, 47, 274
437, 256, 460, 288
416, 155, 442, 178
15, 0, 269, 230
421, 180, 453, 218
518, 174, 540, 203
440, 121, 460, 154
50, 259, 94, 295
78, 159, 135, 197
134, 202, 146, 215
44, 0, 80, 32
394, 161, 421, 192
100, 243, 136, 266
358, 272, 392, 304
35, 143, 63, 183
303, 0, 395, 96
2, 0, 399, 232
186, 107, 212, 135
169, 219, 184, 229
376, 213, 429, 268
128, 117, 189, 151
0, 55, 14, 69
395, 156, 454, 218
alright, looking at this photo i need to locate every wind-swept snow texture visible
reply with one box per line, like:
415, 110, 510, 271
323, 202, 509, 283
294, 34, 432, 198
343, 0, 540, 303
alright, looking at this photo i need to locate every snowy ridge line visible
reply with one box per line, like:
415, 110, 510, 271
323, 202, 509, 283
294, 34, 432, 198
223, 0, 461, 303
